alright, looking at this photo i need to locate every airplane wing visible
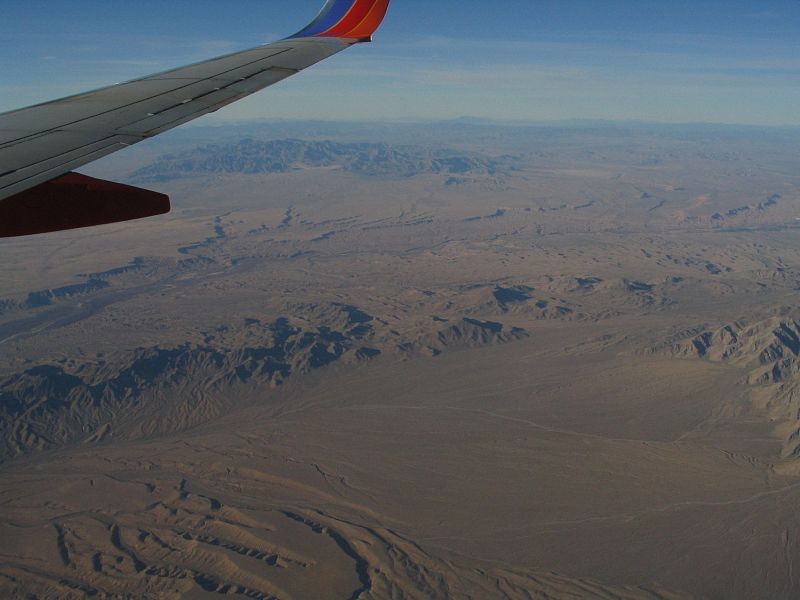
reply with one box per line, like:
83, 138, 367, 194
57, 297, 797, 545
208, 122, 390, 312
0, 0, 390, 237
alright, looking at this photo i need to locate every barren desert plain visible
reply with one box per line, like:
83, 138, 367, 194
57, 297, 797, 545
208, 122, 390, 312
2, 120, 800, 599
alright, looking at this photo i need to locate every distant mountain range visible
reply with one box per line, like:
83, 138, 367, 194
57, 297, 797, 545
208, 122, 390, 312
130, 138, 510, 182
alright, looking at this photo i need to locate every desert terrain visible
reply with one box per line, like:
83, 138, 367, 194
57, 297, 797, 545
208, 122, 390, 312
1, 120, 800, 599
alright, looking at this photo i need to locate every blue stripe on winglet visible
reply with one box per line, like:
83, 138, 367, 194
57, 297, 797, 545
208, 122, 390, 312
289, 0, 355, 38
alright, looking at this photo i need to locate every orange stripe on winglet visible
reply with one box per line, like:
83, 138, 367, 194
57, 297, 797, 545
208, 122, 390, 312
321, 0, 374, 37
340, 0, 390, 39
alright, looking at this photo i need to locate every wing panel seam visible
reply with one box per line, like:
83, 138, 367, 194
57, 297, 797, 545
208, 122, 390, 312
0, 48, 295, 148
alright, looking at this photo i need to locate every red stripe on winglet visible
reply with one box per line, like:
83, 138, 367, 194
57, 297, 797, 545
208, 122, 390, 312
340, 0, 390, 39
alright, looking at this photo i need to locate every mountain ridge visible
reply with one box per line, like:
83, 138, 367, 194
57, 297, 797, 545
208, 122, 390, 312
130, 138, 509, 182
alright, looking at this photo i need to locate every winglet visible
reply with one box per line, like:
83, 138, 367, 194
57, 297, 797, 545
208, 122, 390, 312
288, 0, 390, 41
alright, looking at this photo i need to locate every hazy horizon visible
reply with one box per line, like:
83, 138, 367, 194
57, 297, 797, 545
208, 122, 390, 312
1, 0, 798, 126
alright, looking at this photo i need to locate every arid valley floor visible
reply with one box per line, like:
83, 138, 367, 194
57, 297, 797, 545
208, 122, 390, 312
2, 121, 800, 599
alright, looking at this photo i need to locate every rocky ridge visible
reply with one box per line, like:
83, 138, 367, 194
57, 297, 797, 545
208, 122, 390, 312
657, 316, 800, 457
0, 304, 527, 461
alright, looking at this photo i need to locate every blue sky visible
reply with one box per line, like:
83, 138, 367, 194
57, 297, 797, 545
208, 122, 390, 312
0, 0, 798, 125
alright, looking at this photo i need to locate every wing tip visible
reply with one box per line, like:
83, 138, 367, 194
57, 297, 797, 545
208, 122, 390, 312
288, 0, 390, 40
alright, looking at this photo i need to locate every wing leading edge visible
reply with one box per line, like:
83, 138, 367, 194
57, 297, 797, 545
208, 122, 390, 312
0, 0, 390, 237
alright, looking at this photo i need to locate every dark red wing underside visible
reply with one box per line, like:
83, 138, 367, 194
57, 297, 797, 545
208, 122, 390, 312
0, 172, 170, 238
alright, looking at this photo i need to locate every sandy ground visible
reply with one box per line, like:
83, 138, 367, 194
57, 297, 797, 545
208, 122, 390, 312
1, 123, 800, 598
